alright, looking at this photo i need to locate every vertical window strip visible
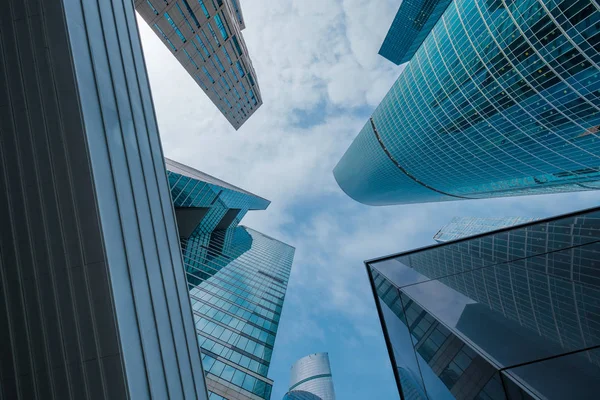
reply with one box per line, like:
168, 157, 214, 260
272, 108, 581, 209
202, 66, 215, 83
214, 54, 225, 72
175, 2, 195, 34
229, 68, 238, 83
247, 73, 255, 86
184, 49, 199, 69
207, 22, 220, 46
222, 47, 232, 65
224, 98, 233, 108
201, 30, 215, 52
192, 41, 206, 62
195, 35, 211, 57
235, 61, 245, 78
154, 23, 177, 51
146, 0, 159, 15
198, 0, 210, 18
194, 74, 208, 90
232, 36, 242, 56
214, 14, 228, 40
221, 76, 230, 91
164, 12, 186, 43
233, 88, 241, 100
182, 0, 201, 27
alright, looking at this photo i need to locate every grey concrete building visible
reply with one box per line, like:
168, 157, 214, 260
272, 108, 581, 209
136, 0, 262, 129
0, 0, 207, 398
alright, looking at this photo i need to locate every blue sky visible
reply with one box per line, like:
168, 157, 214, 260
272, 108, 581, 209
137, 1, 600, 398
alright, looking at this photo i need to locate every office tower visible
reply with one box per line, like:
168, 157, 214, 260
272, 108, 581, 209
136, 0, 262, 129
284, 353, 336, 400
0, 1, 207, 399
366, 207, 600, 399
433, 216, 539, 242
166, 159, 295, 400
334, 0, 600, 206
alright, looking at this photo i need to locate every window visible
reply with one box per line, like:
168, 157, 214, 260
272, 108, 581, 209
201, 30, 215, 52
207, 22, 220, 46
221, 76, 230, 91
175, 3, 195, 33
154, 24, 177, 51
182, 0, 201, 27
183, 49, 199, 69
224, 98, 233, 108
146, 0, 158, 15
235, 61, 245, 77
229, 69, 238, 83
222, 47, 232, 64
192, 41, 206, 61
202, 67, 215, 83
439, 345, 476, 390
214, 14, 228, 40
214, 54, 225, 72
195, 35, 210, 57
164, 12, 186, 43
197, 0, 210, 18
233, 88, 241, 100
231, 36, 243, 56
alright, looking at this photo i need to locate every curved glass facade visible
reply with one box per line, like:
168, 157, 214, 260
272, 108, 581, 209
287, 353, 336, 400
335, 0, 600, 205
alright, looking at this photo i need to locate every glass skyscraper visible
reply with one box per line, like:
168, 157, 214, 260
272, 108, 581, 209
334, 0, 600, 205
136, 0, 262, 129
0, 1, 207, 398
366, 207, 600, 399
285, 353, 336, 400
433, 216, 539, 242
166, 159, 295, 400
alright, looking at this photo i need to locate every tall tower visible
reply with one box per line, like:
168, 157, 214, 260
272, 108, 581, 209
366, 207, 600, 399
166, 159, 295, 400
285, 353, 336, 400
136, 0, 262, 129
433, 216, 539, 242
334, 0, 600, 205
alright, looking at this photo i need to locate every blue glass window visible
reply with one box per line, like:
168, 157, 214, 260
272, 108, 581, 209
183, 49, 199, 69
247, 73, 255, 86
233, 88, 241, 100
229, 69, 238, 83
224, 98, 232, 108
153, 24, 177, 51
214, 54, 225, 72
195, 35, 210, 57
221, 77, 230, 91
231, 36, 242, 56
207, 22, 220, 46
240, 81, 247, 93
194, 74, 208, 90
211, 88, 221, 100
197, 0, 210, 18
191, 41, 206, 62
182, 0, 201, 27
146, 0, 158, 15
214, 14, 228, 40
164, 12, 186, 43
235, 61, 245, 78
202, 66, 215, 83
175, 3, 195, 34
222, 47, 232, 65
249, 89, 257, 105
201, 30, 215, 52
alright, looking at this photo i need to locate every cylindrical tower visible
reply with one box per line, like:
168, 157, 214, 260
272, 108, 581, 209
285, 353, 335, 400
335, 0, 600, 205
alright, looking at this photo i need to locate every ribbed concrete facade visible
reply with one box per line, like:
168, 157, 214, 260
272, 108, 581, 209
0, 0, 207, 398
136, 0, 262, 129
287, 353, 335, 400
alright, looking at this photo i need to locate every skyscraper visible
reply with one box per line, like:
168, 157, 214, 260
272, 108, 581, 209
166, 159, 295, 400
0, 1, 207, 398
366, 207, 600, 399
284, 353, 336, 400
334, 0, 600, 205
136, 0, 262, 129
433, 216, 539, 242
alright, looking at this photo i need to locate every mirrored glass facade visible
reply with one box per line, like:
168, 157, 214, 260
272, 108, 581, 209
335, 0, 600, 205
166, 159, 295, 400
136, 0, 262, 129
434, 216, 539, 242
285, 353, 336, 400
367, 207, 600, 399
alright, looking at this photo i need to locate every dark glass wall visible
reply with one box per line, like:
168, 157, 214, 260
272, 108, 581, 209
368, 207, 600, 399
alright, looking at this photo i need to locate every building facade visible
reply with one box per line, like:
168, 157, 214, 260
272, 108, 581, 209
136, 0, 262, 129
433, 216, 539, 242
166, 159, 295, 400
284, 353, 336, 400
0, 1, 207, 399
335, 0, 600, 205
366, 207, 600, 399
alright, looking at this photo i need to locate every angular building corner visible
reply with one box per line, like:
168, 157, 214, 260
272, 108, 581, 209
366, 207, 600, 399
165, 158, 296, 400
433, 216, 539, 242
0, 0, 207, 398
135, 0, 262, 129
284, 353, 336, 400
335, 0, 600, 205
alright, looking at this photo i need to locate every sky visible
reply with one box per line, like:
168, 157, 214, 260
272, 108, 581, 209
136, 1, 600, 399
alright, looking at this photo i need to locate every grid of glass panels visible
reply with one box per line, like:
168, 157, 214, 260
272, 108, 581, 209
336, 0, 600, 205
135, 0, 262, 129
166, 159, 295, 399
379, 0, 453, 65
433, 216, 539, 242
368, 207, 600, 399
